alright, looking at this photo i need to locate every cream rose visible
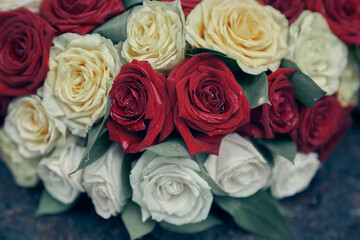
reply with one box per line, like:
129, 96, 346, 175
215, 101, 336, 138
270, 152, 320, 199
0, 129, 39, 187
0, 0, 42, 12
4, 95, 63, 159
186, 0, 289, 75
338, 55, 360, 107
130, 151, 212, 225
82, 144, 127, 219
42, 33, 121, 137
288, 10, 348, 95
37, 145, 86, 204
204, 133, 271, 198
121, 0, 186, 74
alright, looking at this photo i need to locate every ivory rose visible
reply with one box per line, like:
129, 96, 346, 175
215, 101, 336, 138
0, 0, 42, 12
338, 56, 360, 107
130, 151, 213, 225
288, 11, 348, 95
204, 133, 271, 197
4, 95, 63, 158
186, 0, 289, 75
42, 33, 121, 137
270, 152, 320, 199
122, 0, 186, 74
37, 145, 86, 204
82, 144, 127, 219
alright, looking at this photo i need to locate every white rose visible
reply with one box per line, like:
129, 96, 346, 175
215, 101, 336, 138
4, 95, 63, 159
338, 55, 360, 107
186, 0, 289, 75
270, 152, 320, 199
82, 144, 127, 219
130, 151, 212, 225
0, 129, 39, 187
122, 0, 186, 74
37, 145, 86, 204
288, 10, 348, 95
0, 0, 42, 12
204, 133, 271, 198
42, 33, 121, 137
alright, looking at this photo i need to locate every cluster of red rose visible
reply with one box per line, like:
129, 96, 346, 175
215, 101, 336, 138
0, 0, 359, 163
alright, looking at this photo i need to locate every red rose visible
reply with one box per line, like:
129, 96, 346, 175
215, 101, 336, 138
40, 0, 125, 35
240, 68, 299, 138
306, 0, 360, 45
0, 96, 11, 125
258, 0, 305, 24
167, 53, 250, 155
107, 60, 173, 153
292, 95, 352, 161
0, 8, 55, 97
159, 0, 201, 17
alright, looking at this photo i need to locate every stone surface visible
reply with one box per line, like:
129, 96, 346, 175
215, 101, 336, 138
0, 121, 359, 240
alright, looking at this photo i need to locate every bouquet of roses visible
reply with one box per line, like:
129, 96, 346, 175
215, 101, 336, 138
0, 0, 359, 239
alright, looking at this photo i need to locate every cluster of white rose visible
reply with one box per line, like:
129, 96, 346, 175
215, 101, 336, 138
0, 0, 358, 226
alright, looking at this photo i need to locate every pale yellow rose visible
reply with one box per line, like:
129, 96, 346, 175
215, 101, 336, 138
42, 33, 121, 137
186, 0, 289, 75
338, 55, 360, 107
121, 0, 186, 74
0, 0, 42, 12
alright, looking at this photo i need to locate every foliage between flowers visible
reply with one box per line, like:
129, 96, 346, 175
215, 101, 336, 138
35, 190, 77, 216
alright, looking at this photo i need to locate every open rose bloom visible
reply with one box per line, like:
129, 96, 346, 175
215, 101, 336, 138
0, 0, 359, 239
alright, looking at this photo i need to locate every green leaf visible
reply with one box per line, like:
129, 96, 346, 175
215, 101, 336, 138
187, 47, 269, 108
193, 153, 228, 196
35, 189, 76, 216
144, 138, 191, 158
121, 201, 157, 240
159, 214, 223, 234
256, 136, 297, 164
72, 95, 112, 174
251, 139, 274, 167
91, 9, 132, 44
280, 59, 326, 108
123, 0, 143, 9
214, 191, 292, 240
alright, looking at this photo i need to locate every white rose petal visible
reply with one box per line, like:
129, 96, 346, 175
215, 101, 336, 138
288, 10, 348, 95
130, 151, 212, 225
0, 129, 39, 187
0, 0, 42, 12
270, 152, 321, 199
82, 144, 127, 219
338, 55, 360, 107
37, 145, 86, 204
122, 0, 186, 74
42, 33, 121, 137
204, 133, 271, 198
186, 0, 289, 75
4, 95, 64, 159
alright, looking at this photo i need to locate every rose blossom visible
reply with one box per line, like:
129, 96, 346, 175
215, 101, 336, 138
0, 0, 42, 12
42, 33, 121, 137
270, 152, 320, 199
257, 0, 305, 24
40, 0, 125, 35
292, 95, 353, 162
0, 129, 40, 188
240, 68, 299, 139
167, 53, 250, 155
186, 0, 289, 75
306, 0, 360, 46
122, 0, 186, 74
107, 60, 173, 153
204, 133, 271, 198
159, 0, 201, 17
338, 55, 360, 107
82, 144, 127, 219
37, 145, 86, 204
130, 151, 213, 225
288, 11, 348, 95
4, 95, 63, 158
0, 8, 55, 97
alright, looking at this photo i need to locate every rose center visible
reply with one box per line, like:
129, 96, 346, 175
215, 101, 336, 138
197, 82, 225, 113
